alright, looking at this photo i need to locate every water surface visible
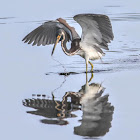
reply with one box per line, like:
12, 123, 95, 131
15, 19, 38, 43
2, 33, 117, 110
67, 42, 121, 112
0, 0, 140, 140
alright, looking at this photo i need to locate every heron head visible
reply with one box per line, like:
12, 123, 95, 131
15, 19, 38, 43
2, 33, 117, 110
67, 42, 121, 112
51, 29, 65, 56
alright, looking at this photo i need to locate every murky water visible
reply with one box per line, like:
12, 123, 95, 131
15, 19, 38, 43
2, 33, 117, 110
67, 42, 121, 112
0, 0, 140, 140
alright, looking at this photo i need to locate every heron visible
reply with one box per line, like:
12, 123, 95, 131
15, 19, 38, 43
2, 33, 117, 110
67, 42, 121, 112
22, 14, 114, 73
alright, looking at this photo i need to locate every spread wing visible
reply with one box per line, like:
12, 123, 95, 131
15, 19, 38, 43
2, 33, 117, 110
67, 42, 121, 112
73, 14, 114, 50
22, 21, 71, 46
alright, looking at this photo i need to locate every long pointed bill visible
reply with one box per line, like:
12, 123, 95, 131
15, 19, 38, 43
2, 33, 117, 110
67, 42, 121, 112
51, 35, 61, 56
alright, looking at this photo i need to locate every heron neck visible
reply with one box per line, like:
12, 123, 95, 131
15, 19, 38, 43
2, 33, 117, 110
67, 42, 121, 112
57, 18, 80, 40
61, 39, 81, 56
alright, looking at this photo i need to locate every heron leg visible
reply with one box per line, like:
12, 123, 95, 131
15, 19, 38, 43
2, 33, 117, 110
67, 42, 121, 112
86, 72, 88, 83
88, 73, 94, 83
88, 61, 94, 72
86, 63, 88, 73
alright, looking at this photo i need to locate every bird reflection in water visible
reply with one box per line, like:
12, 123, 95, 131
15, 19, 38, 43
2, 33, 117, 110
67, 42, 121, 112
23, 74, 114, 137
74, 83, 114, 137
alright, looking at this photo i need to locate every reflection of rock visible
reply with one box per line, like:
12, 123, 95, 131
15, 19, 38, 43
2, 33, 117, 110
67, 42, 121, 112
74, 83, 114, 137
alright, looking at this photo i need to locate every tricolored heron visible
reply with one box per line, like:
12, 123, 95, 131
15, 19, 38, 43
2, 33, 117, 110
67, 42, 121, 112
22, 14, 114, 72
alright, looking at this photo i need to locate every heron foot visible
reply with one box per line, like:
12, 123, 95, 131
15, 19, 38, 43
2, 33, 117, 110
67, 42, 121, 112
89, 61, 94, 72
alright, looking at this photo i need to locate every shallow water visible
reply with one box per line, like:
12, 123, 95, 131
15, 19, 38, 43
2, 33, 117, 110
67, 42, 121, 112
0, 0, 140, 140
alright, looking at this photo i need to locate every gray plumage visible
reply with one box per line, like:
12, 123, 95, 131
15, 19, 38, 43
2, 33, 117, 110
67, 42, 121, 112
74, 14, 114, 50
22, 14, 114, 71
22, 21, 71, 46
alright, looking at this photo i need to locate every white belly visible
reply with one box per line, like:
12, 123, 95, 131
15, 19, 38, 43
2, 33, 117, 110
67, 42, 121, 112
76, 42, 104, 60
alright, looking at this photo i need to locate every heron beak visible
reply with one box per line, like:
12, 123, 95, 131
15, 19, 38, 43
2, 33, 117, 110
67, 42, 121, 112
51, 35, 61, 56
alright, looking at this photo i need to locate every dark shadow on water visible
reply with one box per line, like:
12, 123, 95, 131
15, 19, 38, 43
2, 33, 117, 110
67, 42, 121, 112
0, 17, 15, 24
0, 17, 15, 19
0, 23, 6, 24
110, 13, 140, 22
47, 50, 140, 76
23, 74, 114, 138
105, 5, 121, 8
46, 69, 113, 76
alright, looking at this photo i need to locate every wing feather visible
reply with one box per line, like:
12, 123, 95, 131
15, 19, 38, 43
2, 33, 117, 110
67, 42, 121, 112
74, 14, 114, 50
42, 35, 46, 46
22, 21, 71, 46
